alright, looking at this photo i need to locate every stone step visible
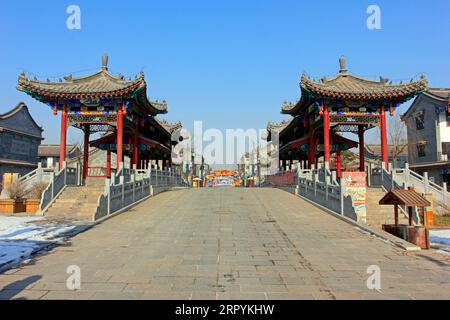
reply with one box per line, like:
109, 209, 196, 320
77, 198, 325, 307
366, 206, 390, 210
75, 213, 95, 220
85, 178, 108, 188
52, 201, 98, 207
62, 189, 104, 195
365, 187, 410, 229
46, 209, 80, 217
77, 203, 99, 208
56, 197, 102, 203
46, 207, 95, 219
57, 192, 104, 198
50, 199, 79, 204
43, 183, 105, 221
366, 194, 387, 197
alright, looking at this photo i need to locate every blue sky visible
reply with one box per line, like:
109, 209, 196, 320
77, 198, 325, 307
1, 0, 449, 145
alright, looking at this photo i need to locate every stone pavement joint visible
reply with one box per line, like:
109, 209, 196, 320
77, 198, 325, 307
1, 188, 449, 300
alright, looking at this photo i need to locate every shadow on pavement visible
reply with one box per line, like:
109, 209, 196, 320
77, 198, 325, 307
0, 275, 42, 300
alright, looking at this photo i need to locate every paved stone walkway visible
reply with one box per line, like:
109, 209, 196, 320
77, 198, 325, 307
1, 188, 450, 300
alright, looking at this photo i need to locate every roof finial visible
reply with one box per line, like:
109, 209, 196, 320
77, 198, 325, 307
339, 55, 347, 73
101, 54, 109, 70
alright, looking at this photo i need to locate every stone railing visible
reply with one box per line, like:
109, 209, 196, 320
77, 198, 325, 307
296, 168, 359, 220
368, 162, 450, 215
94, 167, 186, 221
267, 165, 361, 223
0, 163, 56, 199
39, 162, 79, 213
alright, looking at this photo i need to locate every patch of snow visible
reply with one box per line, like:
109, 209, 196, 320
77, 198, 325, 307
430, 230, 450, 246
0, 216, 78, 272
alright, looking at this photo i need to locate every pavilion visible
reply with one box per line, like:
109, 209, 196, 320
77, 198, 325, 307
267, 56, 428, 178
17, 55, 180, 181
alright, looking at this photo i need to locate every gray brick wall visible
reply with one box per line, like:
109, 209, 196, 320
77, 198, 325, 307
405, 95, 440, 164
0, 104, 42, 189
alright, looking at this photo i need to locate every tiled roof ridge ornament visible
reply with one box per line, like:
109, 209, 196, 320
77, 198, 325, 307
380, 76, 389, 84
155, 117, 182, 133
282, 101, 295, 110
101, 54, 109, 71
339, 55, 347, 73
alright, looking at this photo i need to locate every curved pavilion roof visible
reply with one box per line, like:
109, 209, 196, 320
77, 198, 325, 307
155, 118, 183, 134
282, 56, 428, 116
17, 55, 167, 116
267, 119, 292, 134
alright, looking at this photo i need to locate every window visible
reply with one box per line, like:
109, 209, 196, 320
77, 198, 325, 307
415, 113, 425, 130
417, 143, 426, 158
40, 157, 47, 168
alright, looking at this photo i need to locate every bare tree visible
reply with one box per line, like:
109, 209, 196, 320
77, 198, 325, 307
388, 115, 407, 168
371, 113, 408, 168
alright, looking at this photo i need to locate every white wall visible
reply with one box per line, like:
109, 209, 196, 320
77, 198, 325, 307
47, 157, 54, 168
438, 112, 450, 143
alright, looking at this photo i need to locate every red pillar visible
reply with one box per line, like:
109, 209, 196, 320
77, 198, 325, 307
308, 117, 315, 169
137, 150, 141, 169
380, 105, 388, 169
106, 149, 111, 178
323, 104, 330, 166
336, 149, 342, 179
83, 124, 90, 180
59, 104, 68, 171
116, 103, 124, 170
358, 125, 365, 172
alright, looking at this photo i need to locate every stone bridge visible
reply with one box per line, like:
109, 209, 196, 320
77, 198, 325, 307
1, 187, 449, 300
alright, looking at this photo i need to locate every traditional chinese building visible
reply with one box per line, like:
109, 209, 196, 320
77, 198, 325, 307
17, 55, 179, 181
38, 144, 82, 169
267, 57, 428, 178
401, 88, 450, 186
0, 103, 43, 187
